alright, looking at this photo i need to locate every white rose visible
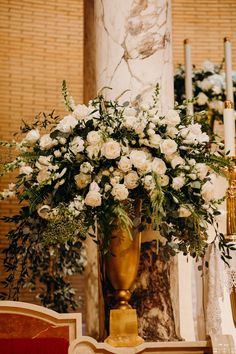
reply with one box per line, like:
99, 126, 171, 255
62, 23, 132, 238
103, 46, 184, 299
202, 60, 215, 73
160, 174, 169, 187
24, 129, 40, 144
164, 109, 181, 126
111, 183, 129, 201
147, 128, 155, 136
178, 206, 192, 217
87, 131, 102, 145
54, 150, 62, 158
142, 175, 155, 191
86, 144, 100, 159
85, 190, 102, 207
195, 163, 209, 180
56, 115, 78, 133
123, 116, 137, 129
19, 165, 33, 175
39, 134, 57, 150
197, 92, 208, 106
80, 162, 93, 174
69, 136, 84, 154
124, 171, 139, 189
151, 158, 167, 175
36, 155, 53, 170
201, 180, 214, 202
74, 173, 91, 189
198, 78, 213, 91
129, 150, 147, 170
166, 127, 178, 138
160, 139, 178, 156
102, 140, 121, 159
37, 169, 51, 183
149, 134, 162, 148
197, 132, 209, 144
170, 156, 185, 169
209, 100, 224, 114
89, 181, 100, 192
172, 176, 185, 190
118, 156, 132, 172
73, 104, 91, 120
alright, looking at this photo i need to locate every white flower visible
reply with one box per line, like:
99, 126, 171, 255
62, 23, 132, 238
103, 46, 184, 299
164, 109, 181, 126
85, 190, 102, 207
111, 183, 129, 201
142, 175, 155, 191
160, 174, 169, 186
129, 150, 147, 170
56, 115, 78, 133
58, 137, 67, 145
89, 181, 100, 192
202, 60, 215, 73
80, 162, 93, 174
198, 78, 213, 91
149, 134, 162, 148
39, 134, 57, 150
170, 156, 185, 169
124, 107, 136, 116
102, 140, 121, 159
87, 131, 102, 145
118, 156, 132, 172
36, 155, 54, 170
73, 104, 91, 120
195, 163, 209, 180
178, 206, 192, 217
166, 127, 178, 138
69, 136, 84, 155
74, 173, 91, 189
209, 100, 224, 114
151, 158, 167, 175
19, 165, 33, 175
54, 150, 62, 158
86, 144, 100, 159
172, 176, 185, 190
24, 129, 40, 144
160, 139, 178, 156
37, 169, 51, 183
124, 171, 139, 189
123, 115, 137, 129
197, 92, 208, 106
201, 180, 214, 202
147, 128, 155, 136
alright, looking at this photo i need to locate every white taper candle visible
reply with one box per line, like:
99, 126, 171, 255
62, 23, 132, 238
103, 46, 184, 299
224, 37, 234, 104
224, 100, 235, 157
184, 39, 193, 115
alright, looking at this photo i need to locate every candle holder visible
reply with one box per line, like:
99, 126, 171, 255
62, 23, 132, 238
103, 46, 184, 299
225, 158, 236, 242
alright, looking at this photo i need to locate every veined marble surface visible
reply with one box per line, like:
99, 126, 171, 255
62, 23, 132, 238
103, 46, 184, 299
95, 0, 173, 113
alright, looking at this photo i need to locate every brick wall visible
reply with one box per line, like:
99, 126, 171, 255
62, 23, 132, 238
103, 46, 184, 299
172, 0, 236, 68
0, 0, 84, 307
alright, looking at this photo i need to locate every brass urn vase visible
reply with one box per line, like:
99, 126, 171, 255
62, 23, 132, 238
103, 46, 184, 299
104, 212, 144, 347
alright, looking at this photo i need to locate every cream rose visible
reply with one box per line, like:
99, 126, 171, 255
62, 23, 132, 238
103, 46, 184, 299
142, 175, 155, 191
172, 176, 185, 190
124, 171, 139, 189
149, 134, 162, 148
129, 150, 147, 170
102, 140, 121, 159
201, 180, 214, 202
19, 165, 33, 175
160, 139, 178, 156
56, 115, 78, 133
86, 144, 101, 159
118, 156, 132, 172
111, 183, 129, 201
69, 136, 84, 154
24, 129, 40, 144
84, 190, 102, 207
197, 92, 208, 106
164, 109, 181, 127
178, 206, 192, 217
74, 173, 91, 189
87, 131, 102, 145
80, 162, 93, 174
39, 134, 57, 150
170, 156, 185, 169
151, 158, 167, 175
37, 169, 51, 183
73, 104, 91, 120
123, 116, 137, 129
195, 163, 209, 180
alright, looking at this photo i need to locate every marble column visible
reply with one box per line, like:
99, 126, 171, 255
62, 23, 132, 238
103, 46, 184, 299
84, 0, 179, 341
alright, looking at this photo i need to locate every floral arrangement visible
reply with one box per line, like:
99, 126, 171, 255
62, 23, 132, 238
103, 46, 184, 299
0, 83, 233, 310
174, 60, 236, 132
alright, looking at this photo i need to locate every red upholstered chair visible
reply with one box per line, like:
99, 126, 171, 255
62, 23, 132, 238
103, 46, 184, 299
0, 301, 82, 354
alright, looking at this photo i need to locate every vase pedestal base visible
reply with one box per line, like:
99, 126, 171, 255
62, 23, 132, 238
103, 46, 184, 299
104, 309, 144, 347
